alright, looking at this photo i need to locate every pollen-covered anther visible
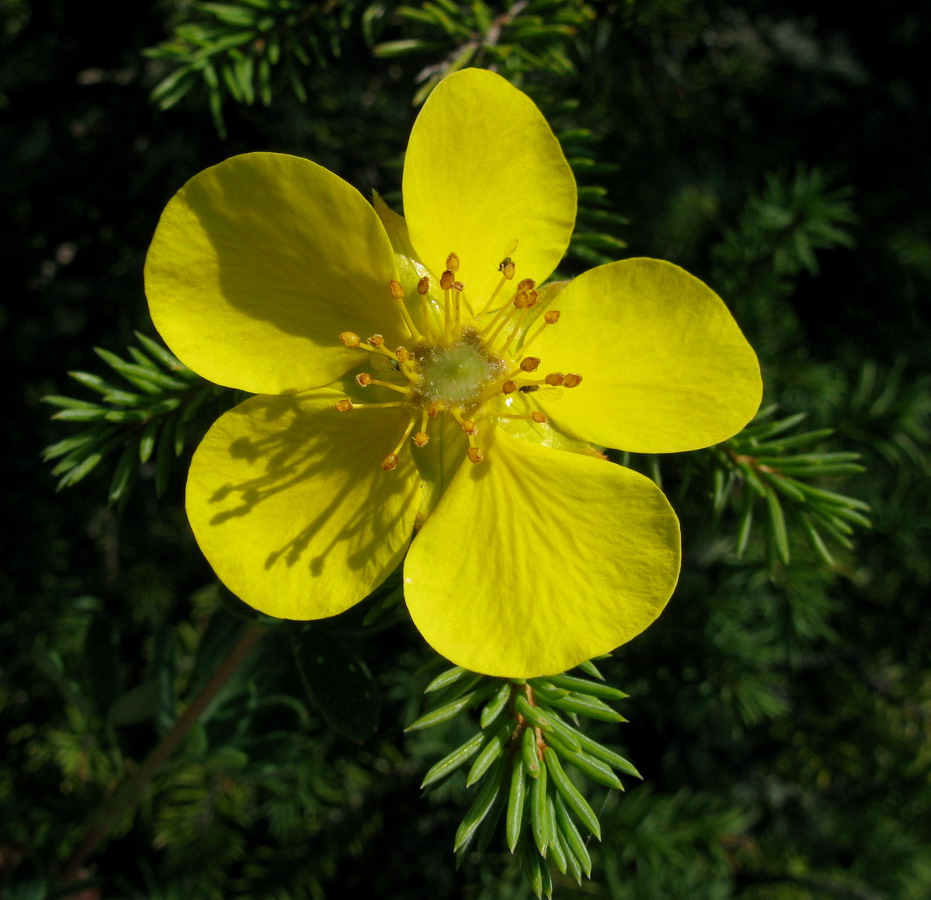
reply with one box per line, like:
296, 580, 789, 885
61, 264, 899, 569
467, 447, 484, 464
502, 380, 518, 394
367, 334, 385, 347
335, 399, 353, 412
417, 276, 430, 294
428, 401, 443, 418
531, 411, 548, 423
526, 289, 539, 307
389, 280, 405, 300
446, 252, 460, 272
563, 373, 583, 388
440, 269, 455, 290
396, 347, 411, 363
460, 418, 478, 436
545, 372, 565, 386
356, 373, 373, 387
381, 453, 399, 471
513, 289, 532, 309
499, 258, 516, 279
339, 331, 361, 348
520, 357, 541, 372
413, 432, 430, 448
452, 281, 464, 292
517, 278, 536, 292
544, 310, 561, 324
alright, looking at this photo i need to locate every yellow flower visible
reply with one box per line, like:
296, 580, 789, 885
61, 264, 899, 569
145, 69, 761, 677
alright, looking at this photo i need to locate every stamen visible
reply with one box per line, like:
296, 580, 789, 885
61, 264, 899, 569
563, 373, 583, 388
381, 416, 417, 471
502, 380, 518, 394
417, 276, 433, 340
356, 373, 373, 386
519, 309, 560, 354
477, 257, 516, 317
369, 379, 411, 395
545, 373, 564, 386
389, 280, 421, 341
532, 411, 547, 423
441, 269, 455, 340
396, 346, 411, 363
467, 445, 484, 464
368, 334, 385, 347
340, 331, 361, 348
520, 357, 541, 372
335, 399, 353, 412
414, 410, 430, 446
446, 252, 460, 272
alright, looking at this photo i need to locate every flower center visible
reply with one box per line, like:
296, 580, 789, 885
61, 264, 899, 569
412, 331, 505, 410
334, 252, 583, 471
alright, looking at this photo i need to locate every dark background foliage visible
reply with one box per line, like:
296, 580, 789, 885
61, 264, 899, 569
2, 1, 929, 897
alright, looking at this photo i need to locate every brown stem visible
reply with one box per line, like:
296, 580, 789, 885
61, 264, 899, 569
56, 620, 266, 891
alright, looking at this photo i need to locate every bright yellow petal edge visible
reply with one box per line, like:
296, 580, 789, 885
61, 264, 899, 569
404, 427, 681, 678
187, 389, 421, 619
403, 68, 577, 306
533, 258, 763, 453
145, 152, 404, 395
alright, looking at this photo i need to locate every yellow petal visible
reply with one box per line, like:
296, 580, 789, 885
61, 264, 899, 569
404, 427, 680, 677
187, 389, 420, 619
533, 258, 762, 452
403, 69, 576, 310
146, 152, 403, 394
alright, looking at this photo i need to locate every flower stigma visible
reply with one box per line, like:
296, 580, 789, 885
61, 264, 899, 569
335, 253, 583, 470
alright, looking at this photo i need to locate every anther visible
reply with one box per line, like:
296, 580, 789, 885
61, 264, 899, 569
446, 252, 460, 272
545, 373, 565, 386
335, 399, 353, 412
563, 373, 583, 388
531, 411, 548, 423
460, 418, 477, 436
356, 373, 373, 387
417, 276, 430, 294
389, 280, 405, 300
526, 289, 539, 307
381, 454, 399, 471
413, 432, 430, 448
514, 289, 532, 309
520, 357, 541, 372
340, 331, 361, 348
517, 278, 536, 292
502, 381, 518, 394
544, 310, 560, 324
396, 347, 411, 363
440, 270, 455, 291
452, 281, 464, 292
467, 447, 484, 464
367, 334, 385, 347
428, 401, 443, 417
499, 258, 516, 279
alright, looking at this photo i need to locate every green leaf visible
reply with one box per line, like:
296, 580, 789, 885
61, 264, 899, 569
453, 756, 505, 852
544, 748, 601, 840
506, 756, 527, 852
530, 749, 551, 855
465, 717, 514, 786
480, 680, 513, 728
420, 730, 485, 789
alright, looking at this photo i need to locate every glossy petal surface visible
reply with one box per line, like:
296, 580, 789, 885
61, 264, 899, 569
146, 152, 402, 394
533, 258, 762, 452
403, 69, 576, 306
404, 428, 680, 677
187, 390, 420, 619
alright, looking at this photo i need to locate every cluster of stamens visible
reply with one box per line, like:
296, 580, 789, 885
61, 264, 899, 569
335, 252, 582, 471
